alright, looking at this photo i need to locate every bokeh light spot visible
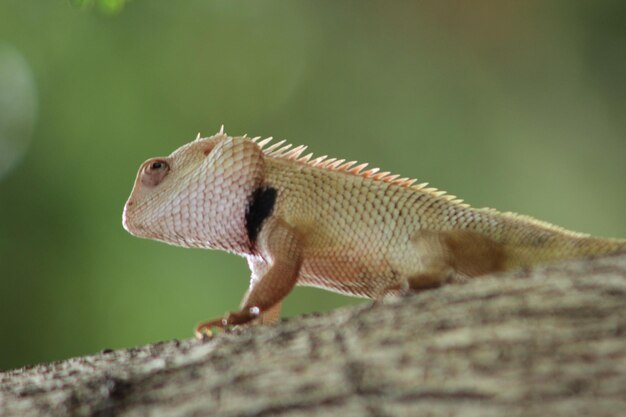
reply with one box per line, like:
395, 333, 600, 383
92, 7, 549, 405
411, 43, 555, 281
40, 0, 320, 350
0, 44, 37, 180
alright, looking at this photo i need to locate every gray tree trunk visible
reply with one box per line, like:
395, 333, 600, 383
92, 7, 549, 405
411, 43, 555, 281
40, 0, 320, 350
2, 255, 626, 417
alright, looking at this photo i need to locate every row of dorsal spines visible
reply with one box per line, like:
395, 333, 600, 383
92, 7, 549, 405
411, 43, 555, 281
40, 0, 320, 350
247, 133, 469, 208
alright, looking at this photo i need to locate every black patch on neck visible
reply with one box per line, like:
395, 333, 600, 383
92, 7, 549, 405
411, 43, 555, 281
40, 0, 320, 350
246, 186, 277, 244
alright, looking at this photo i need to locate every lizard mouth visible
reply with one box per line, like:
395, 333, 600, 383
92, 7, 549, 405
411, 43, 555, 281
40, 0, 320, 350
122, 198, 171, 241
122, 199, 140, 235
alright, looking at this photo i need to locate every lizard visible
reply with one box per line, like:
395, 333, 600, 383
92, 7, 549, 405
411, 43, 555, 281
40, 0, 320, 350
122, 127, 626, 337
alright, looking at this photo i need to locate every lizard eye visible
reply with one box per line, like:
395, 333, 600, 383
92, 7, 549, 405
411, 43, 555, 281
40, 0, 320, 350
148, 160, 168, 172
141, 158, 170, 187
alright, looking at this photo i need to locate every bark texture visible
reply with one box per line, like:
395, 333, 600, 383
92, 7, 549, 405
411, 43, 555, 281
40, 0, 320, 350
2, 255, 626, 417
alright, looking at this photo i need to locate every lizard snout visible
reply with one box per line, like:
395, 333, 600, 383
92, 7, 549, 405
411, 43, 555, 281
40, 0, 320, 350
122, 198, 138, 235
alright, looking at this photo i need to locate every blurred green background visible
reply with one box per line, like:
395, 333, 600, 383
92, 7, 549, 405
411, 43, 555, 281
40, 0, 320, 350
1, 1, 625, 371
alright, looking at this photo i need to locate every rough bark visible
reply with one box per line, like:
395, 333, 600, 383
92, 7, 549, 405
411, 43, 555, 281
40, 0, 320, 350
2, 255, 626, 417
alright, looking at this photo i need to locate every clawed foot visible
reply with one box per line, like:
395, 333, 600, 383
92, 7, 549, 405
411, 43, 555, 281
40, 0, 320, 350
194, 318, 228, 339
194, 307, 261, 339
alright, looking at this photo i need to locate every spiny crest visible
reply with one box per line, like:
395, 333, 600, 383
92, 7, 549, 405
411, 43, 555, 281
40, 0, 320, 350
196, 126, 227, 142
249, 134, 469, 207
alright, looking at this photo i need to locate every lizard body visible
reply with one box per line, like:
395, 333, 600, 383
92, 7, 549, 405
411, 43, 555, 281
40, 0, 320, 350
122, 128, 626, 335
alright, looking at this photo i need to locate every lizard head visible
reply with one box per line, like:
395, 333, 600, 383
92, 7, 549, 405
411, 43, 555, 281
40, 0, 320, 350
122, 134, 223, 247
123, 131, 266, 252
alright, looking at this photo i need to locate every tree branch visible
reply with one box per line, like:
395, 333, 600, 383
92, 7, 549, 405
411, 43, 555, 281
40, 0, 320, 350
2, 254, 626, 417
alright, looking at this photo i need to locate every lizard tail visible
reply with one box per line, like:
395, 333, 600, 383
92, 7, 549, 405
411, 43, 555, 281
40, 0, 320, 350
504, 235, 626, 269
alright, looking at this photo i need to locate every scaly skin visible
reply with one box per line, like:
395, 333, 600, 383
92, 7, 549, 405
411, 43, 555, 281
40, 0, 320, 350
123, 129, 626, 336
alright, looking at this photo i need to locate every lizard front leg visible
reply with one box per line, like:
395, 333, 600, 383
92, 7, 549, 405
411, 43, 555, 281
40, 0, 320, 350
232, 259, 284, 325
195, 219, 303, 337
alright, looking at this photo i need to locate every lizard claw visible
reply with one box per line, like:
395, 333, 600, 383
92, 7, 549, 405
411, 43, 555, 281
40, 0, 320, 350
194, 307, 261, 339
194, 317, 228, 339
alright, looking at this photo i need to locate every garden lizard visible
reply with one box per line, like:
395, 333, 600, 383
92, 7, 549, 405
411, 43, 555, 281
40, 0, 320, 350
122, 127, 626, 336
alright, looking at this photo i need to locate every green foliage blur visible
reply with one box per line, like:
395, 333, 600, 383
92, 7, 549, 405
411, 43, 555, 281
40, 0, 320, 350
1, 1, 625, 371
